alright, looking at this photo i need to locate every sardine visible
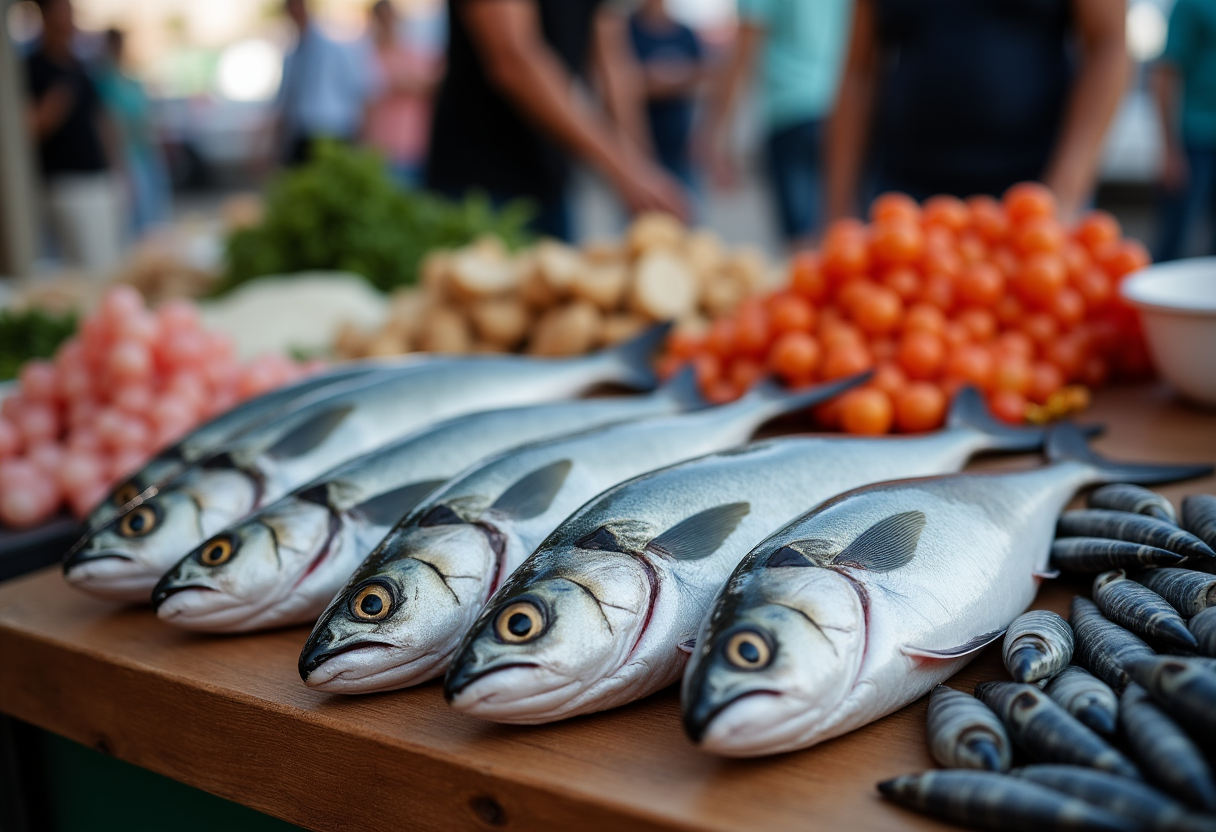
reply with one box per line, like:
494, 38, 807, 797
1136, 569, 1216, 618
1050, 537, 1184, 573
442, 388, 1070, 723
299, 373, 871, 693
1088, 483, 1177, 523
62, 329, 668, 603
877, 770, 1138, 832
678, 425, 1208, 756
1003, 611, 1074, 684
1182, 494, 1216, 550
1042, 666, 1118, 737
151, 371, 705, 632
1071, 596, 1156, 694
1121, 683, 1216, 812
1191, 608, 1216, 658
925, 685, 1011, 772
1056, 511, 1214, 560
1093, 570, 1198, 650
1125, 656, 1216, 748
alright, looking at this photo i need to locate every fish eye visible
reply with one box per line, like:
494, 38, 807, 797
724, 630, 772, 671
112, 482, 140, 506
419, 505, 464, 527
117, 505, 159, 538
494, 601, 544, 644
198, 536, 236, 567
351, 584, 392, 621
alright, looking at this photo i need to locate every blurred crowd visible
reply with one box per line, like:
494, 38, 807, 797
18, 0, 1216, 273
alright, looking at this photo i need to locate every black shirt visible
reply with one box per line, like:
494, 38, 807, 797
25, 51, 109, 179
871, 0, 1074, 199
426, 0, 604, 202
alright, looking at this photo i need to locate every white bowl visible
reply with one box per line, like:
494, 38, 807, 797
1120, 257, 1216, 407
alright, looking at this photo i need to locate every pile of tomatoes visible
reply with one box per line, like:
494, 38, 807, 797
660, 183, 1151, 435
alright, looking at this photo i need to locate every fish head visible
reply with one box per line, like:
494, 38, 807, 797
682, 562, 865, 756
84, 468, 159, 530
299, 506, 505, 693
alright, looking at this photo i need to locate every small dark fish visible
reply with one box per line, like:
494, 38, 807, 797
1051, 537, 1184, 573
1191, 607, 1216, 658
1012, 765, 1216, 832
1071, 596, 1157, 694
1121, 683, 1216, 812
1057, 510, 1215, 559
926, 685, 1012, 772
1003, 611, 1074, 683
1043, 666, 1118, 737
877, 769, 1139, 832
976, 681, 1140, 779
1137, 569, 1216, 618
1093, 570, 1199, 650
1126, 656, 1216, 748
1089, 483, 1177, 523
1181, 494, 1216, 550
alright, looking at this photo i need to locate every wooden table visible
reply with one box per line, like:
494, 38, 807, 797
1, 385, 1213, 832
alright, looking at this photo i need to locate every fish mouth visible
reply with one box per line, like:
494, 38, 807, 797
684, 688, 782, 745
299, 639, 396, 680
303, 643, 447, 693
444, 661, 538, 702
151, 582, 215, 610
63, 548, 134, 572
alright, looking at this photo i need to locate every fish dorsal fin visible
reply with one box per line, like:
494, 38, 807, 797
490, 459, 572, 520
646, 502, 750, 561
355, 480, 447, 527
832, 511, 926, 572
766, 539, 837, 568
265, 405, 355, 460
901, 628, 1005, 659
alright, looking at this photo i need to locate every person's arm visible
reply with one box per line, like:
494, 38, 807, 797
590, 7, 650, 154
461, 0, 686, 217
1041, 0, 1129, 221
697, 20, 764, 187
824, 0, 879, 220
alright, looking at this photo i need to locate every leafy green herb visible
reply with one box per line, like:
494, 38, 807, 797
0, 307, 78, 380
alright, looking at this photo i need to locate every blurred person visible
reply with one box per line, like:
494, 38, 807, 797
425, 0, 687, 242
364, 0, 443, 188
24, 0, 123, 272
95, 28, 173, 236
701, 0, 854, 247
826, 0, 1128, 223
1153, 0, 1216, 260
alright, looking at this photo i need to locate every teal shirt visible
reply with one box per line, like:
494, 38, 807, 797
1163, 0, 1216, 149
737, 0, 853, 131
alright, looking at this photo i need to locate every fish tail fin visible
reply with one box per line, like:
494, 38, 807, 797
744, 370, 873, 423
600, 322, 673, 391
1046, 422, 1214, 485
947, 385, 1105, 452
652, 365, 708, 411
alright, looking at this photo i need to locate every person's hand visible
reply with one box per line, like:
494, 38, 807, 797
611, 158, 689, 221
1161, 143, 1189, 193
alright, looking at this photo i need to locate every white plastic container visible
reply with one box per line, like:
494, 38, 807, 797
1120, 257, 1216, 407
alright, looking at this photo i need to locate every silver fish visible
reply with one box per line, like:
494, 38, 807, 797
298, 373, 869, 693
1042, 666, 1118, 737
1136, 569, 1216, 618
1121, 682, 1216, 812
925, 685, 1011, 772
151, 372, 704, 632
63, 329, 668, 603
1056, 511, 1215, 560
442, 388, 1071, 725
679, 426, 1209, 757
1093, 570, 1197, 650
1088, 484, 1177, 523
1126, 656, 1216, 748
877, 770, 1138, 832
1182, 494, 1216, 550
1071, 596, 1156, 694
1003, 611, 1074, 684
1191, 608, 1216, 658
1050, 537, 1184, 573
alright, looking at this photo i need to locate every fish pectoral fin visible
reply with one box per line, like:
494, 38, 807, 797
1032, 568, 1061, 580
490, 459, 572, 520
355, 480, 448, 527
832, 511, 926, 572
645, 502, 751, 561
901, 628, 1005, 659
265, 405, 356, 460
677, 638, 696, 654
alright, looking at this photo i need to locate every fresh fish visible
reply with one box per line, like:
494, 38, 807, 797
151, 371, 705, 632
1071, 596, 1156, 694
1003, 611, 1074, 684
1093, 570, 1197, 650
925, 685, 1011, 772
299, 373, 871, 693
1121, 683, 1216, 812
443, 388, 1067, 723
678, 425, 1208, 756
1042, 666, 1118, 737
1012, 765, 1216, 832
1050, 537, 1184, 573
1136, 569, 1216, 618
1191, 608, 1216, 658
976, 682, 1140, 778
1088, 483, 1177, 523
1126, 656, 1216, 748
877, 770, 1138, 832
1056, 511, 1215, 560
1181, 495, 1216, 550
62, 329, 668, 603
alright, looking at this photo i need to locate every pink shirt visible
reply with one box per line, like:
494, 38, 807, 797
365, 43, 440, 166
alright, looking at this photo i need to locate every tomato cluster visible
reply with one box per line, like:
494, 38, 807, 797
660, 183, 1151, 435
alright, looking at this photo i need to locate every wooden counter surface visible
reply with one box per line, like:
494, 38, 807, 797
1, 384, 1213, 832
